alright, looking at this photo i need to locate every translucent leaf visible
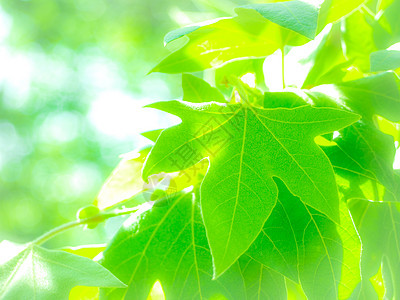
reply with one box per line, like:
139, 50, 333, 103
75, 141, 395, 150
100, 193, 247, 300
152, 5, 313, 73
247, 180, 361, 300
349, 199, 400, 299
143, 100, 359, 276
0, 244, 125, 299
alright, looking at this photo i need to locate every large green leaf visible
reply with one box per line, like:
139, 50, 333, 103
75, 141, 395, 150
0, 244, 125, 300
143, 100, 359, 276
152, 3, 315, 74
100, 192, 247, 300
247, 180, 361, 300
348, 199, 400, 299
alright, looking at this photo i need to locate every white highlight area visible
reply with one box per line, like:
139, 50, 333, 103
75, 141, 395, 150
88, 90, 179, 141
394, 145, 400, 170
240, 73, 256, 88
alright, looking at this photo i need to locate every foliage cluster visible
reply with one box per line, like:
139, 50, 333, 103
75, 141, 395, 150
1, 0, 400, 299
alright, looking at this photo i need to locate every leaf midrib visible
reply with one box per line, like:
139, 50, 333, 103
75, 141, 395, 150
221, 108, 248, 266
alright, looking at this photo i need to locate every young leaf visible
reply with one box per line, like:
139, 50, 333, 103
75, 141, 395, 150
0, 244, 125, 300
95, 147, 151, 210
143, 100, 359, 276
182, 74, 226, 103
247, 180, 361, 300
100, 192, 246, 300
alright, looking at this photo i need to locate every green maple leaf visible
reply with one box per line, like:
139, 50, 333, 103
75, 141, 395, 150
142, 100, 359, 276
0, 244, 125, 300
100, 192, 247, 300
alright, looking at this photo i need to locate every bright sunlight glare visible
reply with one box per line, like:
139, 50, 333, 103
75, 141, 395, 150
88, 90, 179, 142
394, 147, 400, 169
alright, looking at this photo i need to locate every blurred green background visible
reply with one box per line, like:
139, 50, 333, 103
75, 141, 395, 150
0, 0, 256, 247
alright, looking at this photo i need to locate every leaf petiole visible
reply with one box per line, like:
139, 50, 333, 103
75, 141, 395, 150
32, 204, 151, 246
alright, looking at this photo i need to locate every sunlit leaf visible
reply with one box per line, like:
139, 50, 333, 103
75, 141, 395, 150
152, 3, 315, 73
182, 74, 226, 103
69, 286, 99, 300
342, 10, 377, 72
164, 25, 200, 45
375, 115, 400, 143
63, 244, 106, 260
100, 192, 246, 300
348, 199, 400, 299
143, 100, 359, 276
239, 255, 286, 300
313, 72, 400, 123
215, 58, 266, 95
318, 0, 366, 31
95, 148, 151, 210
240, 1, 319, 39
306, 85, 400, 200
0, 244, 125, 299
247, 180, 361, 300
